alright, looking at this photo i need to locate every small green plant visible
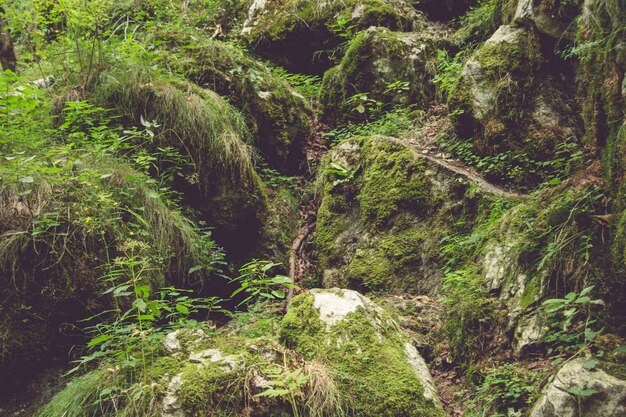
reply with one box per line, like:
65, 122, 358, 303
260, 165, 300, 192
323, 106, 416, 145
326, 162, 354, 187
345, 92, 383, 121
269, 65, 322, 100
456, 0, 515, 44
384, 80, 409, 95
542, 286, 604, 359
256, 363, 310, 417
469, 364, 539, 417
230, 260, 297, 306
566, 382, 600, 417
433, 50, 464, 99
70, 240, 222, 377
329, 17, 356, 41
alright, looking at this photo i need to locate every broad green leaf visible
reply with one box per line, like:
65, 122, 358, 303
133, 298, 147, 312
583, 359, 598, 370
87, 334, 111, 348
176, 304, 189, 314
612, 345, 626, 354
271, 289, 285, 299
189, 265, 204, 274
579, 286, 594, 297
585, 328, 596, 341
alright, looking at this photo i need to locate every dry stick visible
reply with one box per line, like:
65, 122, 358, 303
287, 222, 316, 304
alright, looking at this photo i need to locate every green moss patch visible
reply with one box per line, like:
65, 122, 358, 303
315, 136, 487, 294
448, 25, 582, 189
281, 290, 444, 417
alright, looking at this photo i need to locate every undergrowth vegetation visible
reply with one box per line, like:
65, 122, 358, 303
1, 0, 626, 416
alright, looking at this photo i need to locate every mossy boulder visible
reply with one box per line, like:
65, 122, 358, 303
316, 136, 495, 295
158, 330, 296, 417
449, 24, 582, 188
38, 328, 301, 417
514, 0, 583, 39
319, 26, 448, 126
39, 291, 444, 417
151, 31, 313, 172
93, 70, 280, 259
241, 0, 422, 74
281, 288, 444, 417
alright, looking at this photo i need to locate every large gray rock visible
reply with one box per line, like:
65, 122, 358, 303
530, 359, 626, 417
460, 25, 527, 120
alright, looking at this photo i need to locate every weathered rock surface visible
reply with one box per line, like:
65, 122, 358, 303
529, 358, 626, 417
320, 26, 449, 125
514, 0, 583, 39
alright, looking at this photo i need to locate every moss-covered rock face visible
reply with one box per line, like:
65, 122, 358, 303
160, 331, 295, 417
316, 136, 494, 295
577, 0, 625, 190
573, 0, 626, 318
471, 182, 613, 353
241, 0, 422, 74
514, 0, 583, 39
151, 31, 313, 172
281, 289, 444, 417
39, 290, 444, 417
319, 26, 448, 126
38, 327, 300, 417
449, 24, 582, 188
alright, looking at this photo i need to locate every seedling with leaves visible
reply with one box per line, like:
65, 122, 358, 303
542, 286, 604, 359
345, 92, 383, 121
256, 363, 310, 417
69, 240, 222, 378
230, 260, 298, 306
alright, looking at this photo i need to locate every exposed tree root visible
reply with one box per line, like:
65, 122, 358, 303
287, 221, 316, 302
